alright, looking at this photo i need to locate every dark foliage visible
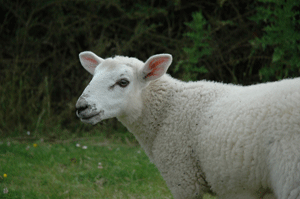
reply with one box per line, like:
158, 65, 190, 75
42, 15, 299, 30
0, 0, 299, 137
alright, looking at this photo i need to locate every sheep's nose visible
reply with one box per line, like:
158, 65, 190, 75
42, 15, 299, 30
76, 97, 89, 117
76, 104, 88, 116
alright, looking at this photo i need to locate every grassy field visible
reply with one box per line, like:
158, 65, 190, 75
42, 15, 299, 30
0, 135, 215, 199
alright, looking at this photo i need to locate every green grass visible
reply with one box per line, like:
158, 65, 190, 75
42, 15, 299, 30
0, 136, 216, 199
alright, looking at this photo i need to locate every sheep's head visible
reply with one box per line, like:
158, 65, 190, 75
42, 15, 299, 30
76, 51, 172, 125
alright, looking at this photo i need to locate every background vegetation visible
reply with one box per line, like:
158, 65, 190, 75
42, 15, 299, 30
0, 0, 299, 138
0, 0, 299, 198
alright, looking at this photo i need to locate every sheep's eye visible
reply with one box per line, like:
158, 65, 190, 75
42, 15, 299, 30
117, 79, 129, 88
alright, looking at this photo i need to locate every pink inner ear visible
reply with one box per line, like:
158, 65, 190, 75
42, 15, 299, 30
83, 56, 98, 65
147, 57, 168, 77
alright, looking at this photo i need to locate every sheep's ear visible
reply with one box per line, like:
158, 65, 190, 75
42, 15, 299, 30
79, 51, 104, 75
141, 54, 172, 81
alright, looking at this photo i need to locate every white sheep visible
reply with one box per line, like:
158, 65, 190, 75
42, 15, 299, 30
76, 51, 300, 199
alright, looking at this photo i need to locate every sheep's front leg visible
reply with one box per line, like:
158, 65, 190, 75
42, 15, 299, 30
287, 187, 300, 199
268, 136, 300, 199
152, 148, 204, 198
161, 168, 204, 199
218, 192, 257, 199
218, 191, 276, 199
170, 188, 203, 199
263, 193, 276, 199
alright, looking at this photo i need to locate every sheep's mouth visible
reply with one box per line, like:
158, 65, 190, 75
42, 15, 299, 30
80, 113, 99, 120
79, 113, 102, 125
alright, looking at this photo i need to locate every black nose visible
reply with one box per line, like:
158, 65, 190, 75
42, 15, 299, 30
76, 104, 88, 116
76, 96, 90, 117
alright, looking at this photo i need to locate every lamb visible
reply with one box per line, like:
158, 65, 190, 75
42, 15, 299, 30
75, 51, 300, 199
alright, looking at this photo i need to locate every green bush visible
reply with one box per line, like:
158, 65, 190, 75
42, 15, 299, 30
1, 0, 299, 138
175, 12, 212, 81
179, 0, 300, 83
249, 0, 300, 81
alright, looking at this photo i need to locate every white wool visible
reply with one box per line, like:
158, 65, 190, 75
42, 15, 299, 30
77, 52, 300, 199
121, 75, 300, 199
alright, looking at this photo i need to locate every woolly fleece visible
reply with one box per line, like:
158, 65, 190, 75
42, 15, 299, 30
77, 53, 300, 199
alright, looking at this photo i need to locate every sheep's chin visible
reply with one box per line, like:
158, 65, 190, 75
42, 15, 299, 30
80, 114, 102, 125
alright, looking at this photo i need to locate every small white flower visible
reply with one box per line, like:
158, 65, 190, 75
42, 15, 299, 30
76, 143, 80, 147
137, 150, 141, 154
40, 138, 44, 142
3, 188, 8, 194
98, 162, 103, 169
27, 131, 30, 135
82, 146, 87, 149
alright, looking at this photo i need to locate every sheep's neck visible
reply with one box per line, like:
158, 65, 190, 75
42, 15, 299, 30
118, 76, 175, 161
